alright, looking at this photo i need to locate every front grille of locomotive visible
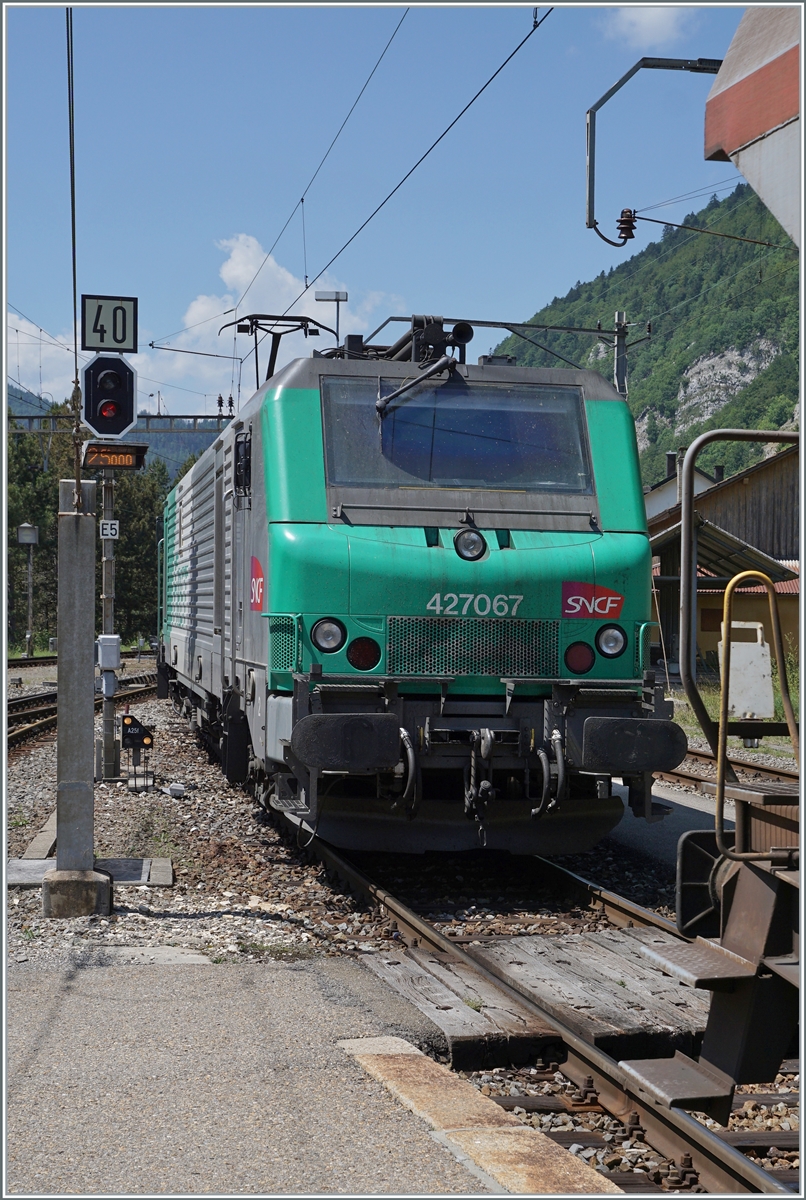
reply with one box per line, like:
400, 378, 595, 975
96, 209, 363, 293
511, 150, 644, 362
387, 616, 559, 677
269, 616, 297, 671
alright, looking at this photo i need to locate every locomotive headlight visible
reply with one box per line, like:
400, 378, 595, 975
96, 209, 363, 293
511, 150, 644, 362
454, 529, 486, 561
311, 618, 346, 653
596, 625, 627, 658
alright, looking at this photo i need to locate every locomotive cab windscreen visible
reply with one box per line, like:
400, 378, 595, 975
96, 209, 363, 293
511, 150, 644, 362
322, 376, 599, 530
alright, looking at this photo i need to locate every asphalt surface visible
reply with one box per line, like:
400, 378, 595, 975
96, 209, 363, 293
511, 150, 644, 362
608, 782, 735, 868
6, 955, 497, 1196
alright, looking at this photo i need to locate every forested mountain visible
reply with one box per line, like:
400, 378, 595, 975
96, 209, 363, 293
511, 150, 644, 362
494, 185, 799, 483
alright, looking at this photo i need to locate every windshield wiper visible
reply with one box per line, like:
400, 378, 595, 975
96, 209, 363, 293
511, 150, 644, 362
376, 354, 456, 415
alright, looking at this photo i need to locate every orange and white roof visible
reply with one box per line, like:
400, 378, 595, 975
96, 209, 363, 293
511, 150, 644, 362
705, 7, 801, 245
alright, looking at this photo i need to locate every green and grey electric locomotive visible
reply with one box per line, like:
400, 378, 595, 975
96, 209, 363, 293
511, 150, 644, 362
157, 315, 686, 852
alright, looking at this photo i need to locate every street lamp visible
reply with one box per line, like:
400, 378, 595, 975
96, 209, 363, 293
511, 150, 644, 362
16, 523, 39, 658
315, 291, 348, 346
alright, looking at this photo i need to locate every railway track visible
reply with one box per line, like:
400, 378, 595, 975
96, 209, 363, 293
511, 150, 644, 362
307, 837, 797, 1194
659, 749, 799, 791
7, 676, 158, 748
7, 650, 156, 670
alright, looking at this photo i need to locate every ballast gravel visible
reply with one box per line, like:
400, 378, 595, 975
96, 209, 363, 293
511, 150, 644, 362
7, 698, 399, 966
7, 693, 679, 965
461, 1064, 800, 1185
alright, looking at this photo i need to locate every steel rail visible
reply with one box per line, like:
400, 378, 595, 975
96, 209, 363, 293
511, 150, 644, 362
308, 837, 789, 1193
7, 674, 157, 720
7, 681, 158, 749
7, 649, 156, 669
682, 749, 799, 786
7, 690, 58, 714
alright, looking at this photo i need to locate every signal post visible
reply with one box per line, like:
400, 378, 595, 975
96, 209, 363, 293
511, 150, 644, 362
43, 298, 142, 917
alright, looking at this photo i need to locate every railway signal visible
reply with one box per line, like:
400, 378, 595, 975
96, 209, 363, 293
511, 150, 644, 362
81, 354, 137, 439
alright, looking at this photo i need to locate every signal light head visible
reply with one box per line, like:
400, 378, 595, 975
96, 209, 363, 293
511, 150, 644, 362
98, 369, 122, 391
82, 353, 137, 438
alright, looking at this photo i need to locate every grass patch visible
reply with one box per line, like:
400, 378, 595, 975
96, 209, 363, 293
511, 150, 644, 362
463, 996, 483, 1012
262, 943, 315, 961
9, 813, 29, 828
671, 657, 799, 759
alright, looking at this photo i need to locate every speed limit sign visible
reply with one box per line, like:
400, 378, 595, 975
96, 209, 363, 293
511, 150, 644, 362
81, 295, 138, 354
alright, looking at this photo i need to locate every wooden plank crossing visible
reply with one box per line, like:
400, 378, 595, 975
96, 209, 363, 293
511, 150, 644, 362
361, 948, 559, 1069
467, 929, 711, 1060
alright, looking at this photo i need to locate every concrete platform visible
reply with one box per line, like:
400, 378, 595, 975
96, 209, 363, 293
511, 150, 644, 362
6, 955, 510, 1195
340, 1036, 621, 1194
609, 783, 735, 869
7, 857, 170, 888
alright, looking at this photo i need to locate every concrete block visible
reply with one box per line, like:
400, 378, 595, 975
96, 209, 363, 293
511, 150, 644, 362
42, 869, 112, 917
148, 858, 173, 887
94, 857, 151, 885
56, 781, 94, 871
21, 812, 57, 860
7, 859, 56, 888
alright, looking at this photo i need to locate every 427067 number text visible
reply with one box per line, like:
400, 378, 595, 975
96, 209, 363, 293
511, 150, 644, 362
426, 593, 523, 617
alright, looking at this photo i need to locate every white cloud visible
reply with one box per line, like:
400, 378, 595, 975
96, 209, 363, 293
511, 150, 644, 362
7, 234, 403, 419
7, 312, 80, 408
601, 6, 694, 50
158, 233, 402, 407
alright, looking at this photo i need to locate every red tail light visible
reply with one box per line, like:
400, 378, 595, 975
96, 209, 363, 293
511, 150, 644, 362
346, 637, 381, 670
564, 641, 595, 674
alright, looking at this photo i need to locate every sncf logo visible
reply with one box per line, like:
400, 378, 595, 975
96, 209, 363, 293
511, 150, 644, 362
562, 581, 624, 618
250, 557, 265, 611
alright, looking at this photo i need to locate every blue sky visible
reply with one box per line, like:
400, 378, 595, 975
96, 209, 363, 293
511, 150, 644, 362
6, 4, 745, 414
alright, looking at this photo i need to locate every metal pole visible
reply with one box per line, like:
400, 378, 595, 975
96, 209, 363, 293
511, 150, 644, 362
26, 543, 34, 659
101, 468, 118, 778
679, 428, 800, 758
43, 478, 110, 917
613, 311, 628, 398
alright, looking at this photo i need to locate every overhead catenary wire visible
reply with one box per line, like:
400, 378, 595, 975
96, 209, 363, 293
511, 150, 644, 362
634, 212, 792, 250
7, 309, 215, 400
273, 9, 551, 331
645, 248, 797, 326
635, 175, 740, 214
235, 6, 410, 314
65, 6, 82, 506
244, 7, 554, 370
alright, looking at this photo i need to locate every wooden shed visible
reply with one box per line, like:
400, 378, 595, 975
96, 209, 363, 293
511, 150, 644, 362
646, 446, 799, 671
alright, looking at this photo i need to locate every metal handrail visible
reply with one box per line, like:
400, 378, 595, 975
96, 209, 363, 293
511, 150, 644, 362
679, 429, 800, 760
715, 570, 799, 863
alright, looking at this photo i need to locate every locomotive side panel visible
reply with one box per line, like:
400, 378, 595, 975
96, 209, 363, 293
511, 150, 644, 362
164, 451, 217, 697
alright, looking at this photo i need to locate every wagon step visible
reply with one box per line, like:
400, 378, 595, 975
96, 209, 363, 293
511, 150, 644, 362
618, 1051, 734, 1119
699, 779, 800, 806
636, 934, 756, 989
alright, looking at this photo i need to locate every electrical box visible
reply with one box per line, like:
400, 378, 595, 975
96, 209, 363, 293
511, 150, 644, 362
97, 634, 121, 671
718, 622, 775, 719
